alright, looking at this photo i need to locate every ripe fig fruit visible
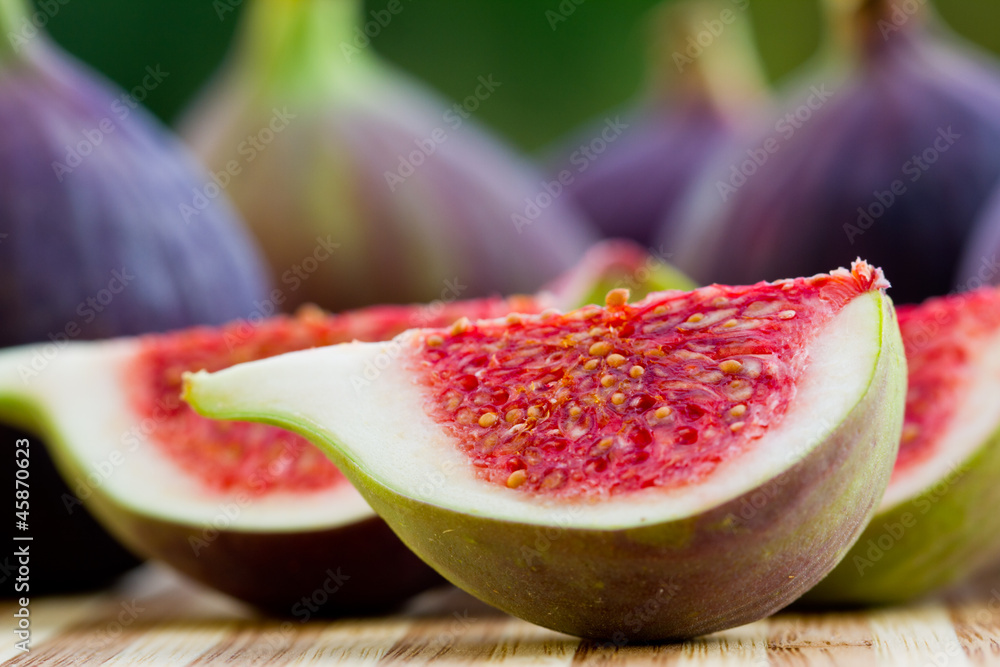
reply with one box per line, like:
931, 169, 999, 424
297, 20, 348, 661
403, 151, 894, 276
548, 0, 767, 245
662, 0, 1000, 304
0, 0, 272, 592
956, 186, 1000, 290
180, 0, 598, 312
806, 286, 1000, 603
0, 242, 690, 613
184, 261, 905, 641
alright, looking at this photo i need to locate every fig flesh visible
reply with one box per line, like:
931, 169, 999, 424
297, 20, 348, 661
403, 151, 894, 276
184, 261, 905, 640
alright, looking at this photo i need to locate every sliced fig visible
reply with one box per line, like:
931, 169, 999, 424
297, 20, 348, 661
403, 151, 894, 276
0, 297, 544, 615
0, 241, 690, 612
807, 286, 1000, 603
183, 262, 905, 640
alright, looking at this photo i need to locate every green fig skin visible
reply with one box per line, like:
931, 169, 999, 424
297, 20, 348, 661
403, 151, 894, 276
186, 291, 906, 641
805, 423, 1000, 605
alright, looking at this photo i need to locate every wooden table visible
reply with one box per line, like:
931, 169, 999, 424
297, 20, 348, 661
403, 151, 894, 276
2, 564, 1000, 665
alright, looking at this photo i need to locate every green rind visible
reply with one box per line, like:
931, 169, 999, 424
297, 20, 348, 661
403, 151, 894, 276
186, 292, 906, 640
805, 419, 1000, 604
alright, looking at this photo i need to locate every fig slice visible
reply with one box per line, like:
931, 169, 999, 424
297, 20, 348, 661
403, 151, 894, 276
0, 240, 689, 613
806, 286, 1000, 603
183, 261, 905, 640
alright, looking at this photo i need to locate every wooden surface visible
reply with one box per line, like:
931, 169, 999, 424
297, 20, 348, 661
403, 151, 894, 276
3, 565, 1000, 666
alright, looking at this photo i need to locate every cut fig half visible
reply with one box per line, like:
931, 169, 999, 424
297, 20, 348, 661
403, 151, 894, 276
184, 261, 906, 640
807, 286, 1000, 603
0, 299, 538, 614
0, 240, 689, 613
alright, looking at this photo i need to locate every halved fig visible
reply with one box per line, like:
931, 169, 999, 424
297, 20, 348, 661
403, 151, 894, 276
807, 286, 1000, 603
0, 240, 689, 613
183, 261, 905, 640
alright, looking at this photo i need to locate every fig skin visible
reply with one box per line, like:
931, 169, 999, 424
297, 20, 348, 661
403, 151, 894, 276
549, 0, 767, 246
184, 289, 906, 641
85, 492, 443, 616
804, 425, 1000, 605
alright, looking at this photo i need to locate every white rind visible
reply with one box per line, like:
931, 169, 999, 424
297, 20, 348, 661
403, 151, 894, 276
187, 293, 884, 529
0, 342, 373, 531
881, 327, 1000, 509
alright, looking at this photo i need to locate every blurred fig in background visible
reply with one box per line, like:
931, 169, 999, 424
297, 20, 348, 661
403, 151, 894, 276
956, 186, 1000, 290
547, 0, 768, 246
180, 0, 598, 313
0, 0, 272, 592
662, 0, 1000, 304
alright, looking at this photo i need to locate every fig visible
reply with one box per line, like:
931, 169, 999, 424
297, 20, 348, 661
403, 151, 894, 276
0, 242, 689, 614
0, 0, 271, 592
180, 0, 598, 312
548, 0, 767, 245
183, 261, 905, 640
662, 0, 1000, 304
956, 186, 1000, 290
806, 285, 1000, 603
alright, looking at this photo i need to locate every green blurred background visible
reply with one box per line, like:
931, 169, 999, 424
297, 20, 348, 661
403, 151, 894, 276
35, 0, 1000, 152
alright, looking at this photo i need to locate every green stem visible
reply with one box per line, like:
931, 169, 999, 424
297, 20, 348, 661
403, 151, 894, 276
0, 0, 31, 61
645, 0, 768, 117
233, 0, 371, 96
818, 0, 927, 64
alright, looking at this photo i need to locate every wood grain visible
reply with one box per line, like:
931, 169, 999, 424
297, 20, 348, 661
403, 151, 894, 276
3, 565, 1000, 666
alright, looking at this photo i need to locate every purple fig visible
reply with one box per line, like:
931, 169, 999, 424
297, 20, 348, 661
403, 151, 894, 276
181, 0, 599, 312
956, 185, 1000, 290
0, 0, 272, 593
662, 0, 1000, 304
548, 0, 768, 246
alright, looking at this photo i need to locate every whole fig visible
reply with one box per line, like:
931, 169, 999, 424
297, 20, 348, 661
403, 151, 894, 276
662, 0, 1000, 304
548, 0, 767, 246
181, 0, 598, 312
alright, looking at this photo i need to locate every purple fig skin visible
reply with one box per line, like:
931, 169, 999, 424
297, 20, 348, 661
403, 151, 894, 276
0, 44, 273, 346
552, 101, 732, 246
662, 20, 1000, 305
956, 186, 1000, 289
85, 491, 444, 617
0, 36, 272, 593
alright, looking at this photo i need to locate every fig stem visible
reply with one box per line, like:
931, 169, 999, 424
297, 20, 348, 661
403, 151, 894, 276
819, 0, 927, 60
0, 0, 30, 60
645, 0, 768, 119
234, 0, 372, 97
